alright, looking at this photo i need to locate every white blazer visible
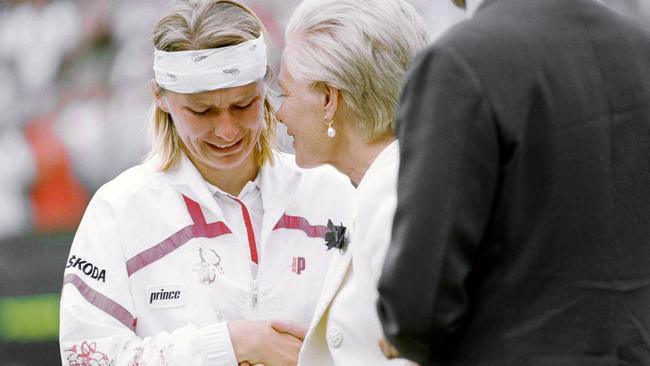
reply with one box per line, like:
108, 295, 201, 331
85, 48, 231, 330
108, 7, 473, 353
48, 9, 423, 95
299, 141, 410, 365
59, 151, 355, 366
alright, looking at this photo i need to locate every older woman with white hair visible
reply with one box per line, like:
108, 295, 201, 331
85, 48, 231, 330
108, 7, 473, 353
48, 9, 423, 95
273, 0, 429, 364
58, 1, 354, 366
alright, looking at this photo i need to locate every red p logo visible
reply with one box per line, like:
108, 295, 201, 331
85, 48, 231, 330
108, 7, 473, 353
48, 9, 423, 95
292, 257, 306, 274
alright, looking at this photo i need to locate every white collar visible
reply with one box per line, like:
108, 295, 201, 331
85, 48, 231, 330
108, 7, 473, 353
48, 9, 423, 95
205, 173, 261, 200
357, 140, 399, 191
165, 151, 300, 219
466, 0, 486, 18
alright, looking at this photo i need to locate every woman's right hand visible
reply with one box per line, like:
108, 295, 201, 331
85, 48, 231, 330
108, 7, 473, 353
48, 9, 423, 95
229, 320, 306, 366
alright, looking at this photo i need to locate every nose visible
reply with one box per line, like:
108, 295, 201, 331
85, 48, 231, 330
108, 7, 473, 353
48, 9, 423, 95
212, 112, 240, 142
276, 107, 284, 125
276, 102, 289, 127
268, 89, 286, 122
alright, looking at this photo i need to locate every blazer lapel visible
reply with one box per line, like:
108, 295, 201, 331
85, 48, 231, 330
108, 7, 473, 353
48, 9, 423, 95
306, 247, 352, 335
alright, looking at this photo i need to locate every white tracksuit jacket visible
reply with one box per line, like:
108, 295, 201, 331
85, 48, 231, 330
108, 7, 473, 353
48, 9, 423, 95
59, 151, 355, 366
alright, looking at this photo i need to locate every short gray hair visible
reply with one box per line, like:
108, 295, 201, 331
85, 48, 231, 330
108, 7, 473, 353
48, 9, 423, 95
284, 0, 428, 141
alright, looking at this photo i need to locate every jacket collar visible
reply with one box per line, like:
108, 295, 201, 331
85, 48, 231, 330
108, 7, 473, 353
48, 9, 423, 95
165, 152, 225, 219
257, 152, 302, 243
356, 140, 399, 193
257, 152, 301, 216
164, 151, 302, 223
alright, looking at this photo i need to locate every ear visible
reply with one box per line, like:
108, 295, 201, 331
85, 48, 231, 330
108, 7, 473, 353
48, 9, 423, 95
150, 79, 169, 113
321, 83, 340, 121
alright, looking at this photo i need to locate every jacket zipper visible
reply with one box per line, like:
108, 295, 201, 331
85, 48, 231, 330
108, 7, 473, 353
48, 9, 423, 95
251, 280, 258, 319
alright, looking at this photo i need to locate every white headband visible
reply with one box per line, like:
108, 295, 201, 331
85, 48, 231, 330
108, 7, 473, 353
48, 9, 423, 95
153, 34, 267, 93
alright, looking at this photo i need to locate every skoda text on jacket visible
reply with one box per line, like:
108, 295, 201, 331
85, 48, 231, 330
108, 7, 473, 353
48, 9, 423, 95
66, 255, 107, 282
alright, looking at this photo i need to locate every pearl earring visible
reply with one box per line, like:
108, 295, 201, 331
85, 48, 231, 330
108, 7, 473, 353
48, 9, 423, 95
324, 116, 336, 138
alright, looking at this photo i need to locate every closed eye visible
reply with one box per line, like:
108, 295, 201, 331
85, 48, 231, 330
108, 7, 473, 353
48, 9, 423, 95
234, 98, 257, 110
187, 108, 209, 115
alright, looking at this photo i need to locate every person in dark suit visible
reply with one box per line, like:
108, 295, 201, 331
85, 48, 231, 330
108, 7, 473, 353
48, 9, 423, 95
376, 0, 650, 365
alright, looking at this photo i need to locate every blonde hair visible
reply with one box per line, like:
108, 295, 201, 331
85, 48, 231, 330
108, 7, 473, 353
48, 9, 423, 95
148, 0, 276, 170
284, 0, 428, 142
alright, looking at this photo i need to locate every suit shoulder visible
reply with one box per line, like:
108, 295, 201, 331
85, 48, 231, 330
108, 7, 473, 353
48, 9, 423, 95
432, 17, 512, 58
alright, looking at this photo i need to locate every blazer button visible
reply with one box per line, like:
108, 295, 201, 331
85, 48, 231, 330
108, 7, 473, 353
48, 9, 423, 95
327, 328, 343, 348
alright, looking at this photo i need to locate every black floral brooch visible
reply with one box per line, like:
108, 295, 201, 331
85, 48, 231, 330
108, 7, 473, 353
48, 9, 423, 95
324, 219, 348, 252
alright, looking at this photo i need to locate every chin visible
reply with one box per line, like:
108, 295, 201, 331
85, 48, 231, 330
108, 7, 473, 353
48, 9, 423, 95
292, 143, 323, 169
295, 155, 324, 169
204, 150, 252, 172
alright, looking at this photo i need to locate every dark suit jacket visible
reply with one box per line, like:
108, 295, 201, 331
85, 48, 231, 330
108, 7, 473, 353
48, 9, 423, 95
377, 0, 650, 365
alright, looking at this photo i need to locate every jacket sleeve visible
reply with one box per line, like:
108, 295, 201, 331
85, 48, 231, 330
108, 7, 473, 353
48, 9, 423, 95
59, 190, 238, 366
376, 45, 500, 363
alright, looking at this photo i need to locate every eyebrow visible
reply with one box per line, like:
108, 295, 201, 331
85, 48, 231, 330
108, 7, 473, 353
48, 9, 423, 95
187, 92, 260, 108
233, 92, 260, 103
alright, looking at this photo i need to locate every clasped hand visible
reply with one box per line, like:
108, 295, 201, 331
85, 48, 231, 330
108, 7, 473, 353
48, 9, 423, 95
230, 319, 307, 366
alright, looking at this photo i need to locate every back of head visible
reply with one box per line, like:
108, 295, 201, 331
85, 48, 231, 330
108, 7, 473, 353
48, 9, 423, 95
148, 0, 276, 170
284, 0, 429, 142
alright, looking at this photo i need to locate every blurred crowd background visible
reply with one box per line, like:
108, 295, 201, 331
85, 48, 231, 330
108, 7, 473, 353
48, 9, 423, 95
0, 0, 647, 365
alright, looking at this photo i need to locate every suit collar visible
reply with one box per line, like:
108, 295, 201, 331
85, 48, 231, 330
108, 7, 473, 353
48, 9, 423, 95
466, 0, 485, 17
467, 0, 498, 17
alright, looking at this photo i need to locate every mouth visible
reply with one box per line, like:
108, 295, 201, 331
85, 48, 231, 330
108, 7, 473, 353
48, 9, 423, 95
206, 137, 244, 154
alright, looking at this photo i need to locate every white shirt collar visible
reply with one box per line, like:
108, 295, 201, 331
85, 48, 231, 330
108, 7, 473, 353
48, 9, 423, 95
466, 0, 486, 18
205, 174, 261, 200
